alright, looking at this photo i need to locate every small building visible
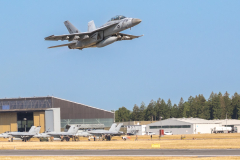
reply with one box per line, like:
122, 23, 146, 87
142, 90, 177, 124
116, 121, 156, 135
126, 125, 146, 135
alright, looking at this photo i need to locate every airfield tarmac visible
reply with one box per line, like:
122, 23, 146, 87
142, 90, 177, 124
0, 134, 240, 159
1, 149, 240, 157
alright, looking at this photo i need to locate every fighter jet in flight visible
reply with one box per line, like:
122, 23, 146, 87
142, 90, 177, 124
45, 15, 142, 50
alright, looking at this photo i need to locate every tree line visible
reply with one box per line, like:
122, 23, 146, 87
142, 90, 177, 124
114, 92, 240, 122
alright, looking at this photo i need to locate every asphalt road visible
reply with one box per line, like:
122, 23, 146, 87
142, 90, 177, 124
0, 149, 240, 156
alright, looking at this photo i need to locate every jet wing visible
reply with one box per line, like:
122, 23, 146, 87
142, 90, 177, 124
45, 33, 89, 41
10, 133, 35, 136
48, 42, 76, 49
88, 130, 117, 135
117, 33, 143, 40
45, 22, 118, 41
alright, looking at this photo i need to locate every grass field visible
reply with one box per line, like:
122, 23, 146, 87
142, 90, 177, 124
0, 139, 240, 150
0, 133, 239, 150
0, 157, 240, 160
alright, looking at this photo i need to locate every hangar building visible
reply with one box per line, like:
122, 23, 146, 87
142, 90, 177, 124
146, 118, 221, 135
0, 96, 114, 133
147, 118, 240, 135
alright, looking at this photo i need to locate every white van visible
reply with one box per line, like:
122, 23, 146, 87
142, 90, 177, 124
146, 132, 156, 135
164, 131, 173, 135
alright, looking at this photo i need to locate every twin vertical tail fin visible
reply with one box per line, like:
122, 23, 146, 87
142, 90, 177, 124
28, 126, 36, 133
115, 123, 123, 132
64, 20, 80, 34
63, 20, 95, 34
67, 125, 79, 134
109, 123, 117, 132
29, 126, 41, 134
88, 20, 96, 32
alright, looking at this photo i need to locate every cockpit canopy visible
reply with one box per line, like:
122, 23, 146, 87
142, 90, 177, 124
108, 15, 126, 22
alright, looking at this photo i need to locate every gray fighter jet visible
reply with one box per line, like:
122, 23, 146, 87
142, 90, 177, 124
0, 126, 41, 142
45, 15, 142, 50
46, 125, 79, 139
87, 123, 123, 141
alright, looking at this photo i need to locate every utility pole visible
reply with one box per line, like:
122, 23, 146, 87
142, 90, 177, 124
23, 118, 27, 132
226, 112, 228, 127
114, 110, 115, 123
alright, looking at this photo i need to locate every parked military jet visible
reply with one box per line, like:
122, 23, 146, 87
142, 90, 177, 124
87, 123, 123, 141
45, 15, 143, 50
0, 131, 15, 138
46, 125, 79, 139
0, 126, 41, 142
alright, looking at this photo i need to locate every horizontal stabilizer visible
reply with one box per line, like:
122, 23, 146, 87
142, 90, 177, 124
48, 42, 75, 49
118, 33, 144, 39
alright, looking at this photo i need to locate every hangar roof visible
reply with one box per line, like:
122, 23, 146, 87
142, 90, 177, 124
148, 118, 221, 126
212, 119, 240, 125
0, 96, 112, 113
148, 118, 240, 126
174, 118, 221, 124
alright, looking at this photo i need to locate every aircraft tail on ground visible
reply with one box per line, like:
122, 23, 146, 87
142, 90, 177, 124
115, 123, 123, 132
109, 123, 117, 132
64, 20, 80, 34
88, 20, 96, 32
29, 126, 41, 134
28, 126, 36, 133
67, 125, 79, 134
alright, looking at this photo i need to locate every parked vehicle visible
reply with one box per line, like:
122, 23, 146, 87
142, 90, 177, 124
127, 133, 135, 135
212, 127, 232, 133
146, 132, 156, 135
164, 131, 173, 135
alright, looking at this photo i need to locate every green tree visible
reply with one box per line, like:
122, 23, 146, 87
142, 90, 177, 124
115, 106, 131, 122
139, 102, 146, 121
223, 91, 233, 119
145, 100, 155, 121
131, 104, 140, 121
198, 94, 207, 118
166, 99, 172, 119
171, 104, 178, 118
212, 92, 222, 119
182, 102, 190, 118
178, 97, 184, 118
156, 98, 169, 120
232, 92, 240, 119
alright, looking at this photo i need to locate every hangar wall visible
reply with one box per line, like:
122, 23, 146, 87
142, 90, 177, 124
147, 119, 194, 135
52, 97, 114, 128
0, 112, 17, 133
33, 112, 45, 133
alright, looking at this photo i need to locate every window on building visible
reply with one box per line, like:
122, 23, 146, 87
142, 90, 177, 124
150, 125, 191, 129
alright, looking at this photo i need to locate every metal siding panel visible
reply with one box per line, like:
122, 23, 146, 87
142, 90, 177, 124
0, 112, 17, 133
10, 112, 17, 132
33, 112, 40, 127
52, 97, 114, 119
45, 110, 54, 132
39, 112, 45, 133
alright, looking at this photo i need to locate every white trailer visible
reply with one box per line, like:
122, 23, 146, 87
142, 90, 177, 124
212, 127, 232, 133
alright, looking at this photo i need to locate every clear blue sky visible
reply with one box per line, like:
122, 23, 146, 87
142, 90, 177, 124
0, 1, 239, 111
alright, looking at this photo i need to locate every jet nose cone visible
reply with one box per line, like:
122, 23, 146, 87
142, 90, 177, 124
132, 18, 142, 25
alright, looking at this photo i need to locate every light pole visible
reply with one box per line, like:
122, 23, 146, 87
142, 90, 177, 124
159, 116, 163, 139
23, 118, 27, 132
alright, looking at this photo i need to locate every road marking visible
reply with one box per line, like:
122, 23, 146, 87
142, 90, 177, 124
0, 155, 240, 157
